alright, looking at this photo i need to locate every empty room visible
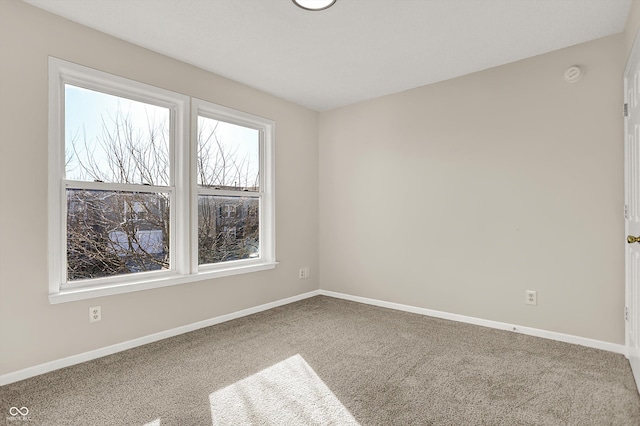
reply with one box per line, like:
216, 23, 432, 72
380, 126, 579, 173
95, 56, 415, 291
2, 0, 640, 424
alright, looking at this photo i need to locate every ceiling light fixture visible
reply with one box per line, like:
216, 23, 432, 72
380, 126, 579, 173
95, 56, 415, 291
292, 0, 336, 11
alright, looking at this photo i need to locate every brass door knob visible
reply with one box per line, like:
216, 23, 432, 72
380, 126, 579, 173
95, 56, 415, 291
628, 235, 640, 244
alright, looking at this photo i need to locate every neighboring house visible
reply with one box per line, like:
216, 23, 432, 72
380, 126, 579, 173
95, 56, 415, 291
66, 190, 169, 279
198, 194, 259, 264
66, 189, 259, 279
109, 198, 167, 256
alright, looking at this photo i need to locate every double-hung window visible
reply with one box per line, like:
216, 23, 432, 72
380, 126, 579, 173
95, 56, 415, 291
48, 58, 275, 303
192, 98, 274, 270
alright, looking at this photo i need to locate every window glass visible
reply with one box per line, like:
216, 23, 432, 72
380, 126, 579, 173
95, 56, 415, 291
65, 85, 170, 186
197, 116, 259, 191
198, 195, 259, 264
66, 189, 170, 281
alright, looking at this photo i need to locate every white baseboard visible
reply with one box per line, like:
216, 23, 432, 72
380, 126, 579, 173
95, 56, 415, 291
1, 288, 627, 386
319, 290, 627, 355
629, 350, 640, 392
0, 290, 321, 386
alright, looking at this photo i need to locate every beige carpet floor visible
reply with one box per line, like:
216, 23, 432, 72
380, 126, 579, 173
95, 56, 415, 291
1, 295, 639, 425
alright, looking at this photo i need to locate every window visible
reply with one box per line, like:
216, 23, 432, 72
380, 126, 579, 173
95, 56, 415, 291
193, 101, 274, 268
49, 58, 276, 303
63, 85, 173, 282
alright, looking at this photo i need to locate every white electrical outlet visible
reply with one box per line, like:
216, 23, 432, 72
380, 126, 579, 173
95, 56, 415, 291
525, 290, 537, 306
299, 267, 310, 279
89, 306, 102, 323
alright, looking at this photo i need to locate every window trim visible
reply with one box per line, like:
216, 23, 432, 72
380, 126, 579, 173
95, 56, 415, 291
48, 58, 276, 304
191, 97, 275, 274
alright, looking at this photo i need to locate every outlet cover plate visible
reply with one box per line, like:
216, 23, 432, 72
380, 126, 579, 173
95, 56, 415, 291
89, 306, 102, 323
525, 291, 537, 306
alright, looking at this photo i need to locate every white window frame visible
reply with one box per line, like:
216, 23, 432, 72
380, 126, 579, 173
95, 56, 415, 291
191, 98, 276, 274
48, 58, 276, 304
221, 204, 237, 218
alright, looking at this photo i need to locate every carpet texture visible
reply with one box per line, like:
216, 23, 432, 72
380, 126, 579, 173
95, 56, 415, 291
208, 354, 359, 425
1, 295, 639, 425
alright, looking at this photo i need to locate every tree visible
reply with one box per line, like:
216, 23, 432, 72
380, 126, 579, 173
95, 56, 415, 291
66, 104, 170, 280
66, 99, 259, 281
196, 117, 260, 264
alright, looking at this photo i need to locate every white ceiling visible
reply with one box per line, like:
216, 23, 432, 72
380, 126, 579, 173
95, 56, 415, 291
23, 0, 632, 111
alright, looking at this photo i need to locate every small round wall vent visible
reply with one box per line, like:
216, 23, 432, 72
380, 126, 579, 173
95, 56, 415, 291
564, 65, 583, 83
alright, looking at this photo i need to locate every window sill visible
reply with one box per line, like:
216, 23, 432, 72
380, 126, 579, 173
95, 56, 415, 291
48, 261, 278, 304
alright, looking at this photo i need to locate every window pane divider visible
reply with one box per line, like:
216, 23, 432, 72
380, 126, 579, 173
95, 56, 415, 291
65, 180, 173, 194
197, 188, 261, 197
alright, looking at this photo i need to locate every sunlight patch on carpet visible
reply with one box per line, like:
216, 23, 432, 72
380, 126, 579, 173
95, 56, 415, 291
209, 354, 360, 425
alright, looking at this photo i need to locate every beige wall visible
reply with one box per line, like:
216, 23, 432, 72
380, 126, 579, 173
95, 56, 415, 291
626, 0, 640, 58
1, 0, 635, 378
0, 0, 319, 375
319, 34, 626, 343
